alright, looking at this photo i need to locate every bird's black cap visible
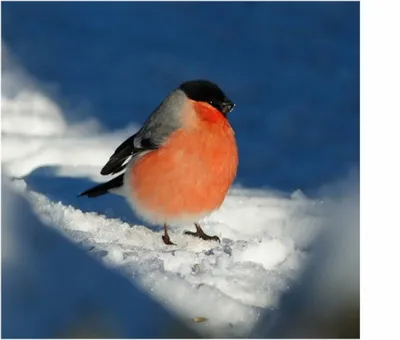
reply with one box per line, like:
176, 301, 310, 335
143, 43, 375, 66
179, 80, 235, 115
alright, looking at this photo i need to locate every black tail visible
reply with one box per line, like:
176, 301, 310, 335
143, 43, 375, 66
79, 174, 124, 198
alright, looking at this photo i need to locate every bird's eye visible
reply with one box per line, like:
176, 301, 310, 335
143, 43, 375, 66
208, 100, 214, 105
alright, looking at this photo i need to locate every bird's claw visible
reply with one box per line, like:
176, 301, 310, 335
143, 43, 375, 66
162, 234, 176, 246
184, 230, 221, 243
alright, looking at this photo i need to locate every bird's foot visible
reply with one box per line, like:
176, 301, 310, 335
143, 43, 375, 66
162, 224, 176, 245
184, 229, 220, 243
162, 234, 176, 246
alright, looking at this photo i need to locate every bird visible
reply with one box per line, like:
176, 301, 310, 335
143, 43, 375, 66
79, 80, 238, 245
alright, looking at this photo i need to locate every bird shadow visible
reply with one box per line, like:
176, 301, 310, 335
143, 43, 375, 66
21, 166, 162, 233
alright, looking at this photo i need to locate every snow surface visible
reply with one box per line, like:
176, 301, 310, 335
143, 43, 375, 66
2, 178, 199, 338
1, 46, 356, 337
252, 173, 360, 337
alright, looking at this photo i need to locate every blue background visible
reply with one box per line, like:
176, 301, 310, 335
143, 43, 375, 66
2, 1, 359, 193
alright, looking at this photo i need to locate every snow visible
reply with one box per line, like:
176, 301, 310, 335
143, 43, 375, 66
2, 178, 197, 338
6, 180, 321, 337
252, 174, 360, 337
1, 46, 357, 337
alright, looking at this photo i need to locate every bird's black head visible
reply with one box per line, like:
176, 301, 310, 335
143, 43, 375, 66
179, 80, 235, 115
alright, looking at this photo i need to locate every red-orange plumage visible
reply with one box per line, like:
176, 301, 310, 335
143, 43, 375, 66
129, 101, 238, 222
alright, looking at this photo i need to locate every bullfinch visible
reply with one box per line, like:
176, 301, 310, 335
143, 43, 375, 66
80, 80, 238, 245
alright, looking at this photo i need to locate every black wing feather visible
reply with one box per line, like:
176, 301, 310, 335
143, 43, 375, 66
100, 135, 135, 175
100, 134, 158, 176
79, 174, 124, 197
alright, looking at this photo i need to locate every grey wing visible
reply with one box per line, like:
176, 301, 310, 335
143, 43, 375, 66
100, 90, 184, 176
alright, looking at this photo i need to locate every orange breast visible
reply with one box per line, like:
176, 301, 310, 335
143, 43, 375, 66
129, 116, 238, 222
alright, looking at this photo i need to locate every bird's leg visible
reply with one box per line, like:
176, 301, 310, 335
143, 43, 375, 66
162, 224, 175, 245
184, 223, 220, 243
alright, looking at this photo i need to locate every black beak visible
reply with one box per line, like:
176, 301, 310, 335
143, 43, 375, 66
222, 101, 235, 115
